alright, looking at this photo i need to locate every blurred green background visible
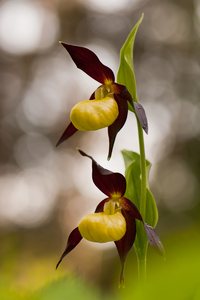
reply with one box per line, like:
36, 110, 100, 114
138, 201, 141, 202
0, 0, 200, 299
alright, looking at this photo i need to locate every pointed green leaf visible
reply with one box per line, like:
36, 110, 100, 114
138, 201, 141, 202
117, 14, 144, 102
122, 150, 158, 227
146, 188, 158, 227
122, 149, 151, 177
124, 161, 140, 209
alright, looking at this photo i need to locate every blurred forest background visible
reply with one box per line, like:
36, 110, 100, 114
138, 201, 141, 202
0, 0, 200, 299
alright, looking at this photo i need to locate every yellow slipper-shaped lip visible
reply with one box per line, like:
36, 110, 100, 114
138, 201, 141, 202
78, 212, 126, 243
70, 97, 119, 131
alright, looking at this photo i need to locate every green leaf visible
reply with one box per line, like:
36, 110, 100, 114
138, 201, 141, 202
146, 189, 158, 227
122, 150, 158, 227
122, 149, 151, 177
117, 14, 144, 102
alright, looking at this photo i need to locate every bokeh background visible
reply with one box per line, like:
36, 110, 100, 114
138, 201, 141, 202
0, 0, 200, 299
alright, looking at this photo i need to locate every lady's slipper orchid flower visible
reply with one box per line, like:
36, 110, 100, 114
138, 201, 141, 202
56, 43, 148, 159
56, 150, 162, 284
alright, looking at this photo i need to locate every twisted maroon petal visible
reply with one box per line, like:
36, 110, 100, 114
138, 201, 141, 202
56, 122, 78, 147
120, 197, 142, 221
115, 197, 143, 284
115, 209, 137, 286
121, 198, 164, 254
56, 227, 82, 269
112, 83, 133, 105
61, 43, 115, 84
107, 94, 128, 160
78, 150, 126, 197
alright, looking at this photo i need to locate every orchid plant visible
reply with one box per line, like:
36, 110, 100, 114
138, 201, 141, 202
56, 40, 147, 159
56, 14, 163, 285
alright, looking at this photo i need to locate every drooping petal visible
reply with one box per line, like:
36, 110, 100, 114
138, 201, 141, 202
56, 122, 77, 146
114, 197, 143, 285
121, 198, 164, 255
133, 102, 148, 134
61, 43, 115, 84
115, 209, 137, 286
56, 227, 82, 269
144, 223, 165, 256
78, 150, 126, 197
107, 94, 128, 160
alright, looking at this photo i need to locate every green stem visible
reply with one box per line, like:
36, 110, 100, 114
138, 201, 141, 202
136, 252, 147, 281
137, 119, 147, 218
136, 117, 148, 281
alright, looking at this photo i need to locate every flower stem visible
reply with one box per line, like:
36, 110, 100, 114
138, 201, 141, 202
136, 251, 147, 281
136, 117, 148, 281
137, 119, 147, 218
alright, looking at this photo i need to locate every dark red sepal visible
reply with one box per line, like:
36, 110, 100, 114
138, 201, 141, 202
107, 94, 128, 160
61, 43, 115, 84
133, 102, 148, 134
56, 122, 77, 147
78, 150, 126, 197
56, 227, 82, 269
115, 209, 137, 286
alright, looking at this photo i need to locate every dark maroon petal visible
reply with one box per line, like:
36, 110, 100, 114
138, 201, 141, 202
107, 94, 128, 160
115, 209, 137, 286
112, 83, 133, 105
95, 198, 109, 212
89, 91, 95, 100
56, 227, 82, 269
56, 122, 77, 147
144, 223, 165, 256
120, 197, 143, 221
61, 43, 115, 84
121, 198, 164, 255
78, 149, 126, 197
133, 102, 148, 134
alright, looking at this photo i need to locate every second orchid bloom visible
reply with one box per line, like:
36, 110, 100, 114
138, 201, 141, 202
56, 43, 147, 159
56, 150, 161, 285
